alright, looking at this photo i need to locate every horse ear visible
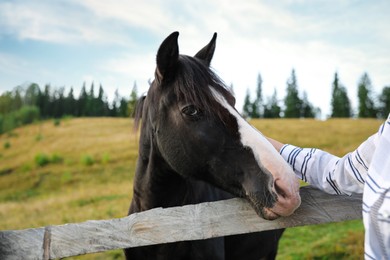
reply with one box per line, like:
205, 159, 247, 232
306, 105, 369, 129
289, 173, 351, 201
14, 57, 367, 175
194, 32, 217, 66
156, 31, 179, 82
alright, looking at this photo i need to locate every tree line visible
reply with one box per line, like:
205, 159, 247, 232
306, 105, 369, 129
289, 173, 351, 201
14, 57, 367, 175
0, 82, 138, 134
242, 70, 390, 119
1, 69, 390, 134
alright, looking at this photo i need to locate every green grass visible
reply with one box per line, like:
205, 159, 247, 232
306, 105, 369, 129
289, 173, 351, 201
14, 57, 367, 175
277, 220, 364, 260
0, 117, 382, 259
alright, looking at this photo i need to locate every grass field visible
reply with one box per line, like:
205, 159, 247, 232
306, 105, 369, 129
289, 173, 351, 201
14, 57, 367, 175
0, 117, 383, 259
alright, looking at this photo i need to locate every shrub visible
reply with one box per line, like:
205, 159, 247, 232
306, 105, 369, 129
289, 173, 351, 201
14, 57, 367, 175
62, 115, 73, 121
2, 115, 17, 133
81, 155, 94, 166
35, 153, 50, 167
34, 153, 63, 167
53, 119, 61, 126
101, 153, 110, 164
16, 106, 40, 125
3, 141, 10, 149
0, 106, 40, 134
0, 114, 3, 134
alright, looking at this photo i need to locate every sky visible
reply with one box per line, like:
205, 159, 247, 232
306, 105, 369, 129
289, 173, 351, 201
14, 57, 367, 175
0, 0, 389, 118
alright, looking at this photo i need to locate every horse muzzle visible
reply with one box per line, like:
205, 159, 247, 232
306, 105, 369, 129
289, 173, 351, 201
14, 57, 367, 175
244, 177, 301, 220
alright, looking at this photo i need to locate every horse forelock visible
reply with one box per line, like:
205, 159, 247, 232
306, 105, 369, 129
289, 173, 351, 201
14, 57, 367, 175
134, 54, 238, 135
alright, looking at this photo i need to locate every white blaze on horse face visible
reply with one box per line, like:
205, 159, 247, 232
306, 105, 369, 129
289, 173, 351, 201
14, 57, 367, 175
210, 88, 300, 210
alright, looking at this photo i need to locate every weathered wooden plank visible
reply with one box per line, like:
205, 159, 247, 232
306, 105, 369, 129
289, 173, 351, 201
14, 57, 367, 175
0, 186, 362, 259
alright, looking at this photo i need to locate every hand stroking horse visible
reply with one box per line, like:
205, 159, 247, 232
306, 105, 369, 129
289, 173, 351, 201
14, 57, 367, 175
125, 32, 301, 259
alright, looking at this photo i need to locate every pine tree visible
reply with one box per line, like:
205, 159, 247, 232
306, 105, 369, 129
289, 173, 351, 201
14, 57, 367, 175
24, 83, 40, 106
379, 86, 390, 118
110, 89, 121, 117
64, 87, 76, 116
242, 89, 252, 118
96, 84, 107, 116
78, 83, 88, 116
284, 69, 302, 118
52, 87, 65, 118
0, 91, 14, 114
330, 72, 351, 118
357, 73, 377, 118
36, 88, 44, 117
263, 88, 281, 118
41, 84, 52, 118
251, 74, 263, 118
119, 98, 129, 117
12, 87, 23, 112
301, 91, 315, 118
128, 82, 138, 117
86, 82, 96, 116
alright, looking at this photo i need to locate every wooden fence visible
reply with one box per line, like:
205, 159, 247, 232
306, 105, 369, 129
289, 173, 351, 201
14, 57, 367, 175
0, 186, 362, 260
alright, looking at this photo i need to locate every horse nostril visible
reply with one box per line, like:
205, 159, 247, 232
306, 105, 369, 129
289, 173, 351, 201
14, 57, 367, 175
274, 179, 287, 198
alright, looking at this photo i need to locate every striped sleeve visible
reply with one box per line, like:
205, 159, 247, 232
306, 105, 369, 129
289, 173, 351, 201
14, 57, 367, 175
362, 114, 390, 259
280, 132, 379, 195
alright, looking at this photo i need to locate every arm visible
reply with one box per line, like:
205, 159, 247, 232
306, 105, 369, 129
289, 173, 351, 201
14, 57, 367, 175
268, 130, 380, 195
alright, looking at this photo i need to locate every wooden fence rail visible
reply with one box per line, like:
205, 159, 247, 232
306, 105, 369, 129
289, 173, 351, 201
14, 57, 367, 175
0, 186, 362, 260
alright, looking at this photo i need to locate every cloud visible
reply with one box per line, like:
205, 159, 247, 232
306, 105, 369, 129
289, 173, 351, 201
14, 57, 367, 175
77, 0, 174, 34
0, 0, 301, 48
0, 0, 132, 45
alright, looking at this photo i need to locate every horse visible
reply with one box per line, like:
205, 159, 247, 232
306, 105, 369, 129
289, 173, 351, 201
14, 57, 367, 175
125, 32, 301, 259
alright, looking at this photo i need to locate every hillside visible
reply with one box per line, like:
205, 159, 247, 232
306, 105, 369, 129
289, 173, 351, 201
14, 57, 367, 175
0, 118, 138, 231
0, 118, 383, 259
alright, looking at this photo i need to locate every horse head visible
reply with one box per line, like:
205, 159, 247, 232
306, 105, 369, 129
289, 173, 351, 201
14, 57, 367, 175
136, 32, 301, 220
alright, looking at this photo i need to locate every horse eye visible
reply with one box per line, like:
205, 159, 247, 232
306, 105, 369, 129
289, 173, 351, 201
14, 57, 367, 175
182, 105, 201, 117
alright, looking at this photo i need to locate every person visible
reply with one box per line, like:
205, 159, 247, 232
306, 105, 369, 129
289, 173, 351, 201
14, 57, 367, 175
267, 114, 390, 260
